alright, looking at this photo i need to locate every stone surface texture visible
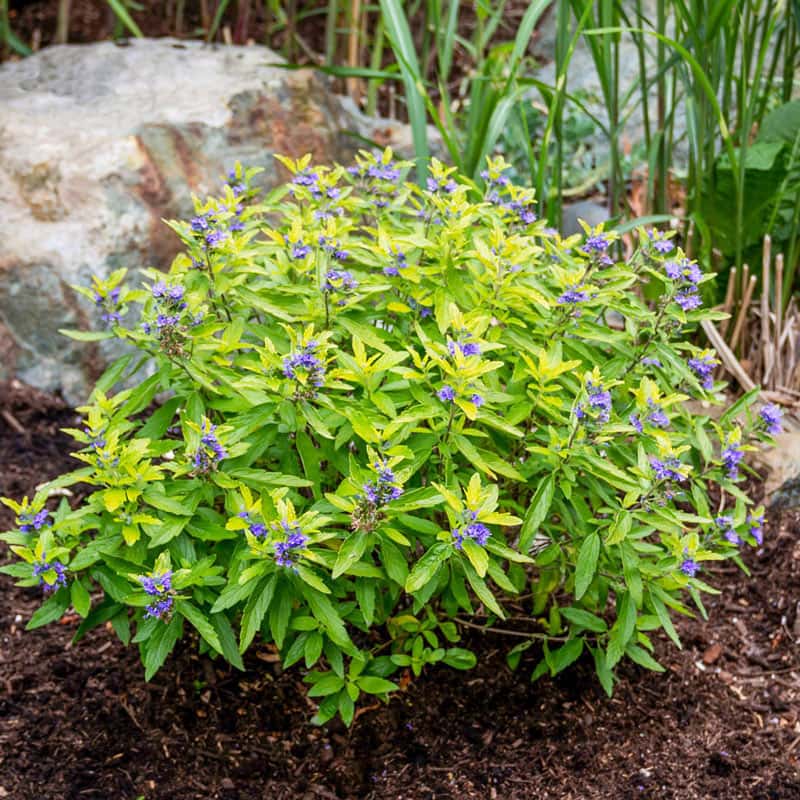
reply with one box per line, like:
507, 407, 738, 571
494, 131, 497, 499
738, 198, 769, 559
0, 39, 417, 401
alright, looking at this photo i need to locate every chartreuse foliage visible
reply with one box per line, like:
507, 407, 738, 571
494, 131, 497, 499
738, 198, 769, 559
0, 152, 779, 724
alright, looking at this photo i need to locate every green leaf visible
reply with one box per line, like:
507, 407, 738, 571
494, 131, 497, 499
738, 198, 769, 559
211, 576, 260, 613
239, 575, 277, 652
461, 538, 489, 577
26, 587, 71, 630
144, 615, 182, 681
546, 637, 584, 675
442, 648, 477, 670
463, 562, 505, 619
405, 543, 450, 594
561, 607, 607, 633
356, 676, 398, 695
519, 474, 555, 552
307, 673, 345, 697
607, 592, 637, 668
59, 329, 114, 342
301, 586, 352, 650
333, 534, 369, 579
626, 644, 665, 672
70, 580, 92, 618
574, 533, 600, 600
178, 600, 223, 654
210, 613, 245, 670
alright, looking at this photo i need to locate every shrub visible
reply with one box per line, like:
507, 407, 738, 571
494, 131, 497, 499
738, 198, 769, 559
1, 152, 779, 725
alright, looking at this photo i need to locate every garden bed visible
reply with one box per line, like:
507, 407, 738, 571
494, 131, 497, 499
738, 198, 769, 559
0, 379, 799, 800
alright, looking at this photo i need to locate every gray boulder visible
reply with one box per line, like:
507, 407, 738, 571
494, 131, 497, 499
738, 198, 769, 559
0, 39, 417, 402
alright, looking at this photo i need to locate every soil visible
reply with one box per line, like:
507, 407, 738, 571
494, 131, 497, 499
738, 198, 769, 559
1, 378, 799, 800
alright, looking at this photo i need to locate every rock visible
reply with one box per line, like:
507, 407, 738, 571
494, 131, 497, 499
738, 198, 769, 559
0, 39, 422, 402
757, 432, 800, 509
561, 200, 609, 236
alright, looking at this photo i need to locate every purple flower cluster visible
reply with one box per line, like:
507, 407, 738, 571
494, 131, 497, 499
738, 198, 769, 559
273, 521, 308, 567
452, 510, 490, 549
447, 333, 481, 359
576, 380, 612, 424
32, 557, 67, 593
633, 400, 669, 430
720, 436, 743, 480
716, 514, 741, 545
680, 555, 700, 577
226, 168, 247, 196
383, 248, 408, 277
282, 341, 326, 389
94, 286, 122, 325
688, 352, 718, 391
665, 258, 703, 311
318, 236, 349, 261
747, 512, 764, 545
557, 285, 590, 305
648, 229, 675, 254
437, 385, 456, 402
323, 269, 358, 293
759, 404, 783, 435
650, 457, 686, 482
18, 509, 51, 534
407, 298, 433, 318
289, 239, 312, 260
192, 419, 227, 473
426, 175, 458, 194
143, 282, 189, 335
582, 232, 611, 255
361, 461, 404, 508
641, 357, 662, 368
191, 213, 230, 249
139, 570, 173, 620
238, 511, 268, 538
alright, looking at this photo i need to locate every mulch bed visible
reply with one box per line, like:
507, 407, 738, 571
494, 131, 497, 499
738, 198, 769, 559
1, 379, 799, 799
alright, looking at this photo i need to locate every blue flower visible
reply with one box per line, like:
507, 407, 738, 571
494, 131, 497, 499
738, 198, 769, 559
715, 515, 741, 545
759, 404, 782, 435
680, 557, 700, 577
274, 521, 309, 567
191, 418, 227, 473
18, 509, 51, 534
721, 437, 743, 480
470, 393, 484, 407
650, 457, 686, 482
646, 401, 670, 429
32, 557, 67, 593
688, 352, 718, 390
360, 461, 404, 508
747, 512, 764, 545
205, 229, 227, 249
452, 511, 491, 549
629, 413, 643, 433
447, 333, 481, 359
641, 357, 662, 368
367, 162, 401, 182
282, 342, 326, 389
291, 241, 311, 259
139, 570, 174, 619
557, 285, 589, 305
323, 269, 358, 293
675, 287, 702, 311
437, 385, 456, 402
583, 379, 612, 423
249, 522, 268, 538
582, 233, 611, 254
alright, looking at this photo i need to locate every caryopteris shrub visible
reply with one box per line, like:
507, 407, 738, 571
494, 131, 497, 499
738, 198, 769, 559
1, 151, 781, 724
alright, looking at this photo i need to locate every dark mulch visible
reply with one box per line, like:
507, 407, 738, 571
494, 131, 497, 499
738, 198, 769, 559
1, 379, 799, 799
